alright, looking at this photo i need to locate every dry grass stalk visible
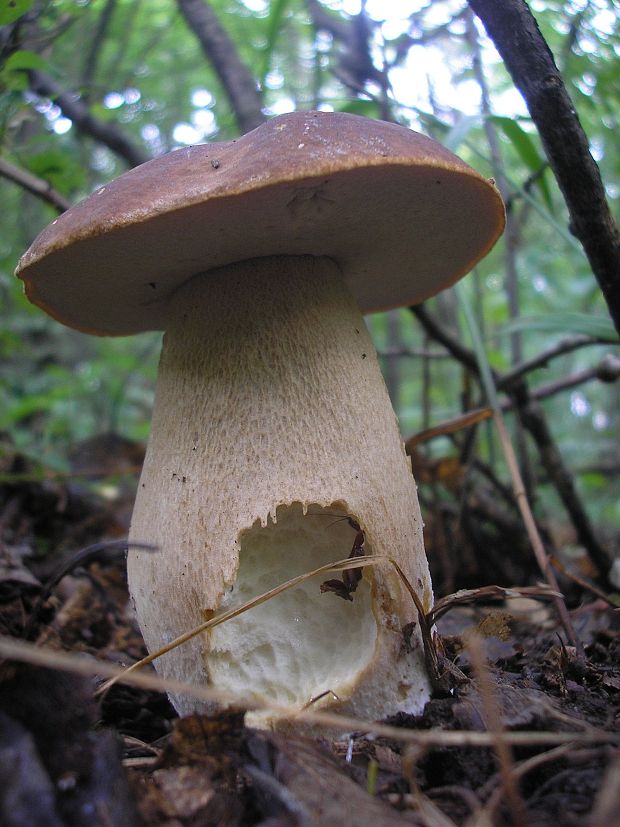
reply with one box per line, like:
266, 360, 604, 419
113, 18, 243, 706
96, 550, 568, 701
1, 635, 618, 749
492, 411, 584, 657
465, 632, 528, 827
96, 552, 381, 695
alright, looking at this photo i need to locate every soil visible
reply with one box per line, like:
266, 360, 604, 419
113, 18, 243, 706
0, 443, 618, 826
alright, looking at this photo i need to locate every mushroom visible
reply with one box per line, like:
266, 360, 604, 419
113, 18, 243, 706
17, 111, 504, 722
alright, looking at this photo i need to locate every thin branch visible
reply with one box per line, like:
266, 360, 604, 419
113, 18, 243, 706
514, 385, 611, 576
499, 335, 616, 389
532, 354, 620, 401
377, 346, 451, 359
177, 0, 264, 133
81, 0, 118, 101
410, 304, 481, 376
465, 8, 532, 492
0, 157, 71, 212
28, 69, 148, 168
466, 634, 528, 826
2, 635, 618, 747
106, 0, 144, 89
410, 303, 613, 576
459, 288, 583, 654
306, 0, 385, 90
394, 8, 469, 64
412, 305, 620, 399
408, 353, 620, 451
468, 0, 620, 334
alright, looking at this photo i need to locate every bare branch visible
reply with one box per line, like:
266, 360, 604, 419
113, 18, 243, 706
28, 69, 148, 168
306, 0, 384, 89
412, 305, 619, 391
81, 0, 118, 101
499, 335, 617, 388
410, 303, 613, 575
465, 8, 531, 488
177, 0, 263, 134
0, 158, 71, 213
409, 354, 620, 451
305, 0, 391, 118
531, 353, 620, 401
410, 303, 482, 376
515, 386, 611, 576
468, 0, 620, 335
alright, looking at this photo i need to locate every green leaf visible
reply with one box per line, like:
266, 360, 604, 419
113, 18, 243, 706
491, 116, 541, 171
444, 115, 480, 152
490, 115, 553, 212
498, 313, 619, 341
4, 49, 45, 71
26, 148, 86, 192
0, 0, 33, 25
1, 49, 47, 91
335, 99, 382, 120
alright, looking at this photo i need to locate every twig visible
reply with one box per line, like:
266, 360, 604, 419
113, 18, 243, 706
1, 635, 618, 747
428, 584, 560, 627
0, 158, 71, 213
465, 7, 524, 374
458, 286, 584, 655
408, 352, 620, 453
177, 0, 263, 133
23, 539, 156, 640
513, 384, 611, 575
531, 354, 620, 400
81, 0, 118, 101
306, 0, 392, 119
494, 408, 584, 655
550, 557, 620, 610
411, 303, 612, 578
473, 744, 577, 824
28, 69, 148, 168
376, 346, 451, 360
410, 304, 481, 376
588, 750, 620, 827
466, 633, 528, 826
499, 335, 618, 389
468, 0, 620, 334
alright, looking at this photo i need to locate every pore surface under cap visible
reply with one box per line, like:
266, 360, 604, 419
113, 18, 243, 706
17, 111, 505, 335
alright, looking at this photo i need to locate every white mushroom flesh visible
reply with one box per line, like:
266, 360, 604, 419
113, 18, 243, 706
208, 503, 376, 707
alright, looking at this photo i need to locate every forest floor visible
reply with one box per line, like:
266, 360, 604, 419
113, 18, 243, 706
0, 442, 618, 827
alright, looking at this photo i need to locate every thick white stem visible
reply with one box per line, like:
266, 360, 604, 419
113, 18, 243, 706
128, 255, 432, 720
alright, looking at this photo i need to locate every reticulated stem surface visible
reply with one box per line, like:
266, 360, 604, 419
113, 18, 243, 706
128, 255, 432, 719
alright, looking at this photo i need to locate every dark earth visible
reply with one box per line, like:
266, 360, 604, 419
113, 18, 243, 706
0, 438, 618, 827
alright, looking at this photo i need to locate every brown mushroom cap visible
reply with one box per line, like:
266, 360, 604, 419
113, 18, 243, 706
16, 111, 505, 335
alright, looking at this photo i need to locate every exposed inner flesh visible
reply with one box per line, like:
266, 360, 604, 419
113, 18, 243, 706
207, 503, 377, 707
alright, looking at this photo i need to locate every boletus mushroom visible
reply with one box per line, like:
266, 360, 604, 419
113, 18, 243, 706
17, 111, 504, 722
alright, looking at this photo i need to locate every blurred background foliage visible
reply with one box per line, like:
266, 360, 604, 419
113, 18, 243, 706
0, 0, 619, 579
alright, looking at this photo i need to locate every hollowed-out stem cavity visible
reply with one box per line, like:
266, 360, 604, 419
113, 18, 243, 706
128, 255, 433, 721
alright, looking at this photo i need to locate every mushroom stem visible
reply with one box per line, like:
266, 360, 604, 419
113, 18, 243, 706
128, 254, 432, 720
